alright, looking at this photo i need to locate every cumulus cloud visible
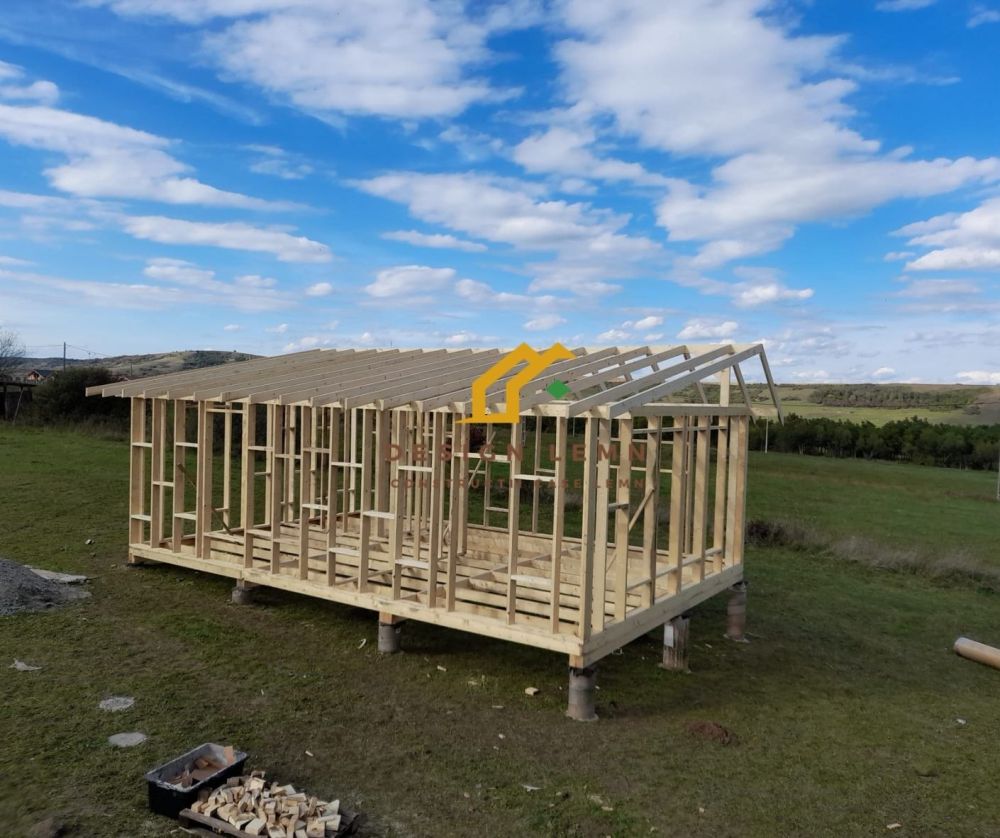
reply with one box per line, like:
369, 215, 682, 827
633, 315, 663, 330
957, 370, 1000, 384
357, 172, 655, 257
306, 281, 333, 297
94, 0, 522, 119
0, 100, 286, 208
455, 278, 557, 309
513, 125, 668, 187
0, 60, 59, 105
549, 0, 999, 265
524, 313, 566, 331
121, 216, 332, 262
677, 318, 739, 340
382, 229, 487, 253
364, 264, 456, 299
899, 197, 1000, 271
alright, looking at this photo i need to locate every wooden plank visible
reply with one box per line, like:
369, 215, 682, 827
298, 405, 313, 580
692, 414, 710, 582
240, 402, 256, 568
172, 399, 187, 552
667, 417, 688, 594
614, 418, 632, 622
592, 418, 611, 632
550, 416, 567, 633
642, 416, 660, 608
269, 404, 284, 573
506, 419, 523, 624
128, 397, 148, 547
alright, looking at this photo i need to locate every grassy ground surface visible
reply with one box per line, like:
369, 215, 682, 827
3, 426, 1000, 837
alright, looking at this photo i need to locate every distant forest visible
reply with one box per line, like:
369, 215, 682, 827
751, 415, 1000, 471
806, 384, 984, 410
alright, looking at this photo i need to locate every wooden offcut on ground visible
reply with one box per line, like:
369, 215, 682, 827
88, 344, 780, 713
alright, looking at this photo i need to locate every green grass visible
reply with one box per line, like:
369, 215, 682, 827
3, 426, 1000, 836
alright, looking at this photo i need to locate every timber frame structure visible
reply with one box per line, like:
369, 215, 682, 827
90, 344, 781, 712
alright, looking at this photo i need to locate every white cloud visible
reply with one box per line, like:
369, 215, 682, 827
872, 366, 896, 378
513, 125, 668, 187
633, 315, 663, 330
141, 257, 290, 311
235, 274, 277, 288
246, 145, 314, 180
968, 6, 1000, 27
306, 281, 333, 297
551, 0, 999, 265
596, 327, 631, 342
266, 323, 289, 334
0, 62, 60, 105
121, 216, 332, 262
876, 0, 936, 10
733, 281, 814, 308
454, 278, 557, 309
356, 171, 656, 258
143, 257, 214, 285
95, 0, 520, 120
0, 101, 285, 209
382, 230, 487, 253
899, 197, 1000, 271
896, 279, 981, 298
524, 314, 566, 331
677, 318, 739, 340
884, 250, 915, 262
364, 264, 456, 299
223, 323, 241, 331
957, 370, 1000, 385
1, 262, 289, 312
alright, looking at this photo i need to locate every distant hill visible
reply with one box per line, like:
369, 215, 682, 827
747, 382, 1000, 426
17, 350, 258, 380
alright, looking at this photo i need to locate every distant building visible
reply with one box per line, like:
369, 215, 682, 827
24, 369, 54, 383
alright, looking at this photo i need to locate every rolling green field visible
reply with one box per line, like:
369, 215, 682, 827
3, 426, 1000, 837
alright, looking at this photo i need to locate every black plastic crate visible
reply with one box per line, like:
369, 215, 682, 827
145, 742, 247, 819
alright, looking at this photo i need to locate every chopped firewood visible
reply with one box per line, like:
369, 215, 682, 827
189, 771, 344, 837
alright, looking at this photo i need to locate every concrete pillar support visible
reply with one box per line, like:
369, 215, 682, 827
231, 580, 258, 605
377, 619, 402, 654
726, 580, 748, 642
566, 666, 598, 722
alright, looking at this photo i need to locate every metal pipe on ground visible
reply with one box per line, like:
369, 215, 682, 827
954, 637, 1000, 670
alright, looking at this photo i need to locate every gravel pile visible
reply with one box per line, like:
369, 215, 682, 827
0, 557, 89, 616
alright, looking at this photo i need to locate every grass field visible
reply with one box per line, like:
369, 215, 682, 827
3, 426, 1000, 837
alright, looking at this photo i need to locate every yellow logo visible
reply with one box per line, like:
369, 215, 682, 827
459, 342, 575, 424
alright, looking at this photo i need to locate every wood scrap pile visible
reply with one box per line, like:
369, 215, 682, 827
165, 748, 233, 788
188, 772, 341, 837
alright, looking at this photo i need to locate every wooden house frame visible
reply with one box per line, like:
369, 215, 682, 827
89, 344, 781, 719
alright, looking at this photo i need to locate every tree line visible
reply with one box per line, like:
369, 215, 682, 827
750, 414, 1000, 470
806, 384, 983, 410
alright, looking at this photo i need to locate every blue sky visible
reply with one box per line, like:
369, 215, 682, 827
0, 0, 998, 383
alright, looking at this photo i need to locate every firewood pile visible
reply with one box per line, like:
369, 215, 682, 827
186, 771, 342, 837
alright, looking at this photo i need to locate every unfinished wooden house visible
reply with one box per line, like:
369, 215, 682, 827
89, 344, 781, 719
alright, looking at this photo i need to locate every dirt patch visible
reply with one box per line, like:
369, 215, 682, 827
685, 720, 738, 746
0, 557, 90, 616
